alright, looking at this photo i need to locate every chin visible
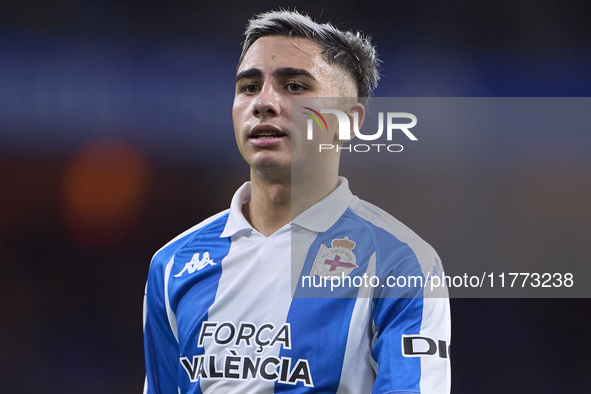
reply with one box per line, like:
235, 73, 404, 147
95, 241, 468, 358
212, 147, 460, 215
250, 159, 291, 180
251, 151, 290, 166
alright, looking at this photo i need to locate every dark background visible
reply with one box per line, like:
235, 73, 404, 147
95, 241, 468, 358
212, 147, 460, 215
1, 1, 590, 393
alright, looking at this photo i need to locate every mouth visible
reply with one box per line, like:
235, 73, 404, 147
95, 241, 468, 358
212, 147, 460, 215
248, 126, 287, 140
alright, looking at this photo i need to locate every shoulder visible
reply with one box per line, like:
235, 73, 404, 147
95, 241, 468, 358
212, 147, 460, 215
348, 197, 441, 275
149, 209, 230, 271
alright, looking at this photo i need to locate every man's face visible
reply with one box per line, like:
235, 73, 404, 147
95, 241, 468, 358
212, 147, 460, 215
232, 35, 357, 180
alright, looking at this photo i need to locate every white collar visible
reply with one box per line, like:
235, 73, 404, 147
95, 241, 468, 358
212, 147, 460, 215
291, 177, 354, 232
220, 177, 354, 237
220, 181, 254, 238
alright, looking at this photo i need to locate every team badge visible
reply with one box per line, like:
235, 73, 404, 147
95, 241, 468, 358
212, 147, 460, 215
310, 237, 358, 277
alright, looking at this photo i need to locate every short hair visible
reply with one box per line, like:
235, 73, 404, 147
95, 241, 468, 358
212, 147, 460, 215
238, 10, 381, 103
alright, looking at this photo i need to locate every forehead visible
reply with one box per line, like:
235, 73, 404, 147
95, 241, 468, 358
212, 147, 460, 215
238, 35, 334, 80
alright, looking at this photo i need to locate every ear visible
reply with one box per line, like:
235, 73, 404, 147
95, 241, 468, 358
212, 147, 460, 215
346, 102, 365, 141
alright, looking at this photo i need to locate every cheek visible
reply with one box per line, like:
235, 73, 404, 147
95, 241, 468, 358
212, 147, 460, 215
231, 99, 240, 119
232, 102, 247, 130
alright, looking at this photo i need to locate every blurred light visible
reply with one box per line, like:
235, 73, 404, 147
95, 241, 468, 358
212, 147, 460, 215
61, 139, 150, 249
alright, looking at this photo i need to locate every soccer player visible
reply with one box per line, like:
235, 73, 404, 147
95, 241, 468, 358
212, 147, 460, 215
144, 10, 450, 393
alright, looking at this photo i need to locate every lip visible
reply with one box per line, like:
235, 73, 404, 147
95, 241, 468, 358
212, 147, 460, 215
247, 124, 288, 147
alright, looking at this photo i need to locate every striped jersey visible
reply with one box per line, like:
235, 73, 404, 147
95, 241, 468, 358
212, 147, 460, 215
143, 177, 451, 393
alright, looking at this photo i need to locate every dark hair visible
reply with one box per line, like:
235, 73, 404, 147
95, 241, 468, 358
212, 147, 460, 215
239, 10, 381, 103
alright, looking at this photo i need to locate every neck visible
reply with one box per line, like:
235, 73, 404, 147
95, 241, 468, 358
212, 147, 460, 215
244, 170, 291, 237
245, 168, 339, 237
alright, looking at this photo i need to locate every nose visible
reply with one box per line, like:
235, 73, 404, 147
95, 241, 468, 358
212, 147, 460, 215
252, 82, 281, 119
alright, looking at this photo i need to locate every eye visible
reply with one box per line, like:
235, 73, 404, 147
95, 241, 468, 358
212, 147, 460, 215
241, 83, 260, 94
286, 83, 306, 93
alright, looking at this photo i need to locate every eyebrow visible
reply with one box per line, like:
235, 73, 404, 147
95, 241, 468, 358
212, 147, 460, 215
235, 68, 262, 83
235, 67, 317, 83
274, 67, 316, 80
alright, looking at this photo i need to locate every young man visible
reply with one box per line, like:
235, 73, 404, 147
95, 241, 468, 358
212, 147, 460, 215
144, 10, 450, 393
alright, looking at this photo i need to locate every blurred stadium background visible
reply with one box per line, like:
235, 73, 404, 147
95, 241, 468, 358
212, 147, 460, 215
1, 1, 590, 392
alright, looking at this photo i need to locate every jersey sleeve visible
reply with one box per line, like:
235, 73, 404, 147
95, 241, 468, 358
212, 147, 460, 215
143, 254, 180, 394
371, 247, 451, 394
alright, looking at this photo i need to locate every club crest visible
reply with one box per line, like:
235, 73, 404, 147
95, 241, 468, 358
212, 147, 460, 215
310, 237, 358, 278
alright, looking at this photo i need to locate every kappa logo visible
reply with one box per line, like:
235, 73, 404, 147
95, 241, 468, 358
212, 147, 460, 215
310, 237, 358, 278
174, 252, 215, 277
